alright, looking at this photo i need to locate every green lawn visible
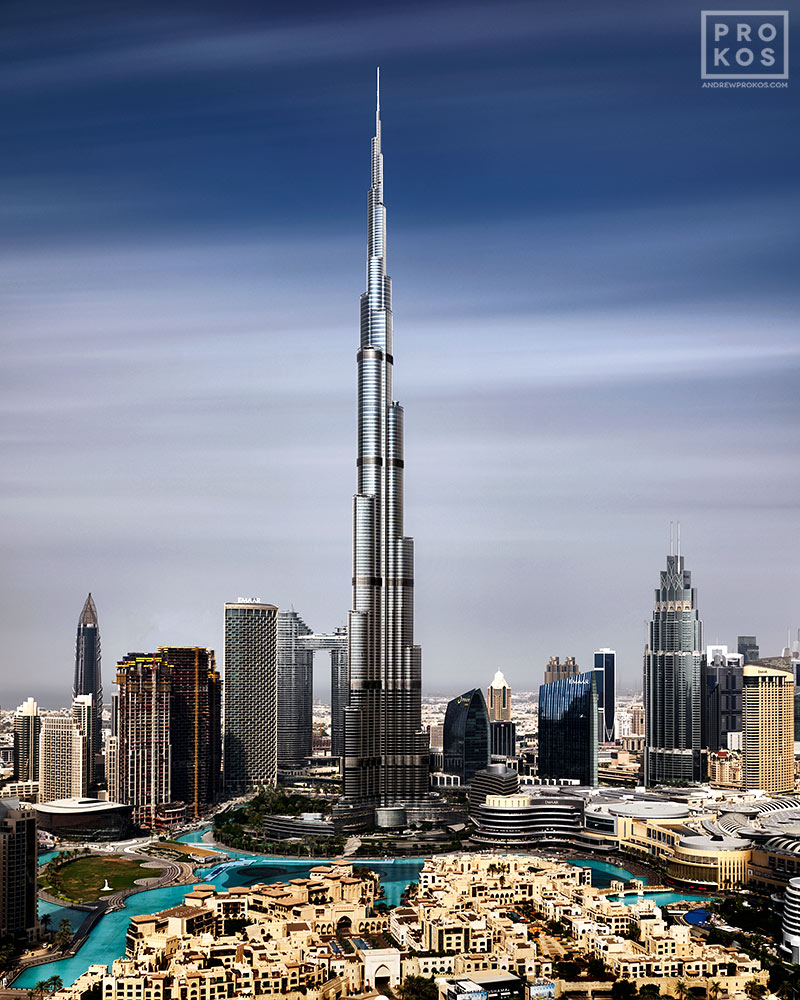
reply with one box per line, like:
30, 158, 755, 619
42, 855, 156, 903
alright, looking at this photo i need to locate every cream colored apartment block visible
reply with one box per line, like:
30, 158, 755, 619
39, 715, 84, 802
743, 664, 794, 793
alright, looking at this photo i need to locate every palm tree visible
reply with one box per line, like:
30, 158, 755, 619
707, 980, 722, 1000
46, 976, 63, 994
40, 913, 52, 937
673, 982, 690, 1000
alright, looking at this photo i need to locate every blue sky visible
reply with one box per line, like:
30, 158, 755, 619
2, 0, 798, 707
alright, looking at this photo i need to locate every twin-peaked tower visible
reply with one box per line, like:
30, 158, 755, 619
338, 74, 429, 826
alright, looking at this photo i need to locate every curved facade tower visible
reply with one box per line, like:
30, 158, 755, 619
644, 548, 704, 785
340, 75, 429, 822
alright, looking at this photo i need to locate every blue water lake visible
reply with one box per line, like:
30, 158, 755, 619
563, 858, 636, 887
16, 849, 423, 988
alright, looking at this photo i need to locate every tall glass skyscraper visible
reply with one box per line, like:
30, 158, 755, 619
277, 610, 314, 768
593, 649, 616, 742
443, 689, 491, 784
537, 672, 598, 786
339, 74, 429, 825
644, 548, 704, 785
74, 593, 102, 777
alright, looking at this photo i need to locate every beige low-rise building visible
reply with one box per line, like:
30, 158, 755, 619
50, 854, 767, 1000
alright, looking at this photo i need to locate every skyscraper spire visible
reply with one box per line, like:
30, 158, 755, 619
337, 75, 429, 829
79, 592, 98, 628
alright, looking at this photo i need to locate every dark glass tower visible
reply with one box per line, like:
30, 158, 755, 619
443, 689, 491, 784
339, 73, 429, 822
161, 646, 221, 817
644, 547, 704, 785
277, 610, 314, 768
74, 593, 102, 776
593, 649, 616, 742
538, 672, 598, 785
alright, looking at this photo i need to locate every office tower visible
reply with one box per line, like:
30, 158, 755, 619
742, 665, 794, 793
644, 541, 704, 785
39, 716, 84, 802
543, 656, 579, 685
490, 720, 517, 758
12, 698, 40, 783
487, 671, 512, 722
630, 701, 645, 735
327, 627, 349, 758
116, 652, 171, 827
160, 647, 221, 818
224, 601, 278, 793
593, 649, 616, 742
701, 646, 744, 751
339, 75, 429, 825
72, 694, 96, 792
0, 797, 38, 942
277, 610, 314, 767
427, 723, 444, 751
74, 593, 103, 779
537, 672, 598, 786
443, 689, 491, 785
106, 692, 120, 802
737, 635, 759, 663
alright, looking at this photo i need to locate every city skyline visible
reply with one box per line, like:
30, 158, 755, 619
2, 1, 798, 708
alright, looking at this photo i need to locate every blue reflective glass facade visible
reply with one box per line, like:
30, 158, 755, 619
443, 688, 491, 784
538, 671, 598, 785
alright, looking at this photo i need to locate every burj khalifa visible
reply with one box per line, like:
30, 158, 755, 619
338, 73, 430, 828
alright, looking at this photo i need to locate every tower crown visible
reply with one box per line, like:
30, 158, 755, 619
79, 592, 98, 627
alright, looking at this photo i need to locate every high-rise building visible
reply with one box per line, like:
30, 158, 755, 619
737, 635, 759, 663
487, 671, 512, 722
644, 544, 704, 785
701, 646, 744, 751
74, 593, 103, 781
277, 610, 314, 768
339, 75, 429, 826
72, 694, 96, 792
538, 672, 598, 786
39, 716, 84, 802
160, 647, 221, 818
490, 720, 517, 758
736, 635, 761, 664
543, 656, 579, 685
224, 601, 278, 793
593, 649, 616, 743
0, 797, 39, 942
630, 701, 645, 736
287, 625, 350, 760
443, 689, 491, 785
742, 665, 794, 793
116, 652, 171, 827
12, 698, 40, 783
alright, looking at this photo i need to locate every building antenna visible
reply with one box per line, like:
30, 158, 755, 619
677, 520, 681, 559
669, 521, 674, 556
376, 66, 380, 117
